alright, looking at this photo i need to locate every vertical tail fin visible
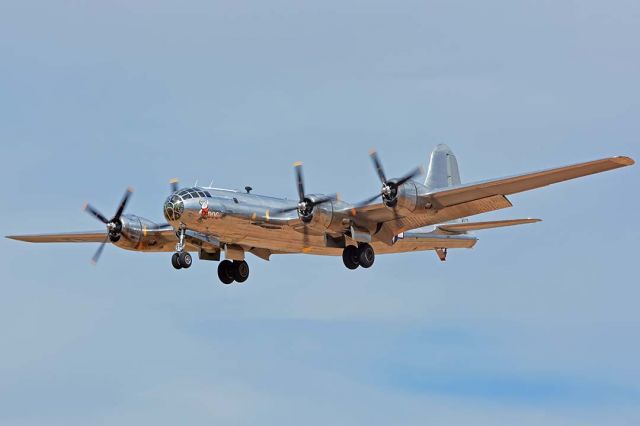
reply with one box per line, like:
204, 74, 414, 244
424, 144, 461, 190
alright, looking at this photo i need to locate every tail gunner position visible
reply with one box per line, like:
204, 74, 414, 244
7, 146, 634, 284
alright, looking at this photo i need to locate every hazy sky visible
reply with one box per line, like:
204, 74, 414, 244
1, 1, 639, 424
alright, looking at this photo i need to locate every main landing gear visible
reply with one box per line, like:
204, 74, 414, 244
217, 260, 250, 284
342, 243, 375, 270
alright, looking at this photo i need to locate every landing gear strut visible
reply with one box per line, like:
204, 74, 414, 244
171, 228, 192, 269
218, 260, 250, 284
342, 243, 375, 270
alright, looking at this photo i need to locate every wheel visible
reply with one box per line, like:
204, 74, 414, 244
342, 246, 360, 270
171, 253, 182, 269
232, 260, 250, 283
218, 260, 235, 284
357, 243, 375, 268
178, 251, 192, 269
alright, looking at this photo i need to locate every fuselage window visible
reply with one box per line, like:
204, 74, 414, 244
183, 193, 192, 199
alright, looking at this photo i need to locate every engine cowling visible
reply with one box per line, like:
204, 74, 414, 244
114, 214, 175, 251
392, 181, 419, 212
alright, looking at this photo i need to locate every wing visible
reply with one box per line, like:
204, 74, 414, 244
355, 156, 633, 241
427, 156, 634, 209
6, 231, 108, 243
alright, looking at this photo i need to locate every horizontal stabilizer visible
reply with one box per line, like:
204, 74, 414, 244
6, 231, 108, 243
437, 218, 541, 233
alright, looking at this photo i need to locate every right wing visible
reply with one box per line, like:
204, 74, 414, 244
6, 231, 108, 243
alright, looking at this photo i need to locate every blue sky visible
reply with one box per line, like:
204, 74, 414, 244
1, 0, 639, 424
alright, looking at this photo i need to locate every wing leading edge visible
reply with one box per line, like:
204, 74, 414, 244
6, 231, 108, 243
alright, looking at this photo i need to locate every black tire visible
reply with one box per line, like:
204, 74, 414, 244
179, 251, 192, 269
358, 244, 375, 268
171, 253, 182, 269
218, 260, 235, 284
232, 260, 250, 283
342, 246, 360, 270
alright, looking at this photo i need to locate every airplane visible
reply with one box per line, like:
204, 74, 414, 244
6, 145, 634, 284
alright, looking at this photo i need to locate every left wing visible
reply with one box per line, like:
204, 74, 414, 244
355, 155, 633, 241
7, 231, 107, 243
427, 156, 633, 209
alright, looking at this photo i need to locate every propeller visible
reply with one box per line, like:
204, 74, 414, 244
274, 162, 338, 250
356, 149, 423, 208
83, 187, 133, 264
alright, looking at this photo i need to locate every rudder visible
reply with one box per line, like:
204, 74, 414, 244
424, 144, 461, 190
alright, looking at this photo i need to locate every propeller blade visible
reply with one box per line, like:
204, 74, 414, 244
83, 203, 109, 224
91, 236, 109, 264
170, 178, 179, 193
395, 166, 424, 187
272, 205, 301, 214
294, 162, 305, 202
307, 193, 339, 208
369, 149, 388, 184
302, 223, 311, 252
354, 192, 383, 208
147, 222, 171, 230
113, 187, 133, 221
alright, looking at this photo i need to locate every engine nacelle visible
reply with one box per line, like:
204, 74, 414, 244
113, 214, 175, 252
301, 195, 354, 235
390, 181, 419, 212
302, 194, 334, 230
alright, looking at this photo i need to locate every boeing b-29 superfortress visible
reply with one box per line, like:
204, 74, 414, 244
7, 145, 634, 284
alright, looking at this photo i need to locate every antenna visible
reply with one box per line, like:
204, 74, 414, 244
209, 179, 214, 187
194, 179, 198, 187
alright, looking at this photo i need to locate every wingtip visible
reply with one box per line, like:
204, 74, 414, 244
613, 156, 635, 166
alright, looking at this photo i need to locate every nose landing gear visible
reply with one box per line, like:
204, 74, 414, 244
342, 243, 375, 270
171, 251, 192, 269
171, 227, 192, 269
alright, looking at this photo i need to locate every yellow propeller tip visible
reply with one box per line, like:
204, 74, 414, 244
82, 203, 88, 210
293, 161, 303, 167
127, 186, 134, 192
169, 178, 179, 183
368, 148, 377, 155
